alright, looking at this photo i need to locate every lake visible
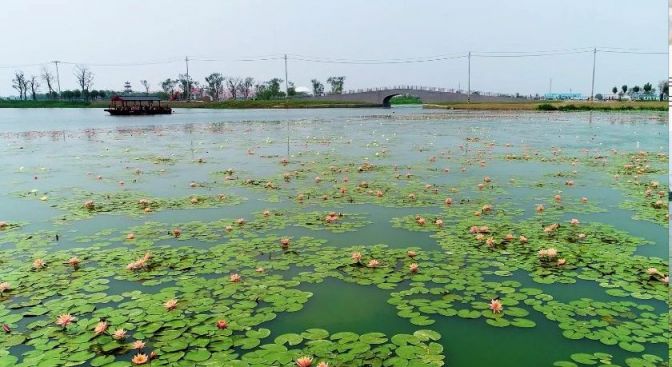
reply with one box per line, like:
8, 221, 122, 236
0, 107, 668, 367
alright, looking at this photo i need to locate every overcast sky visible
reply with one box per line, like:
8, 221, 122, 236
0, 0, 667, 97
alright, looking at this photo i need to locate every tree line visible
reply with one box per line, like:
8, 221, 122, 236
602, 81, 669, 101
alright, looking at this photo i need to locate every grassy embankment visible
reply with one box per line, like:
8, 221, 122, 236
0, 99, 378, 109
424, 100, 668, 111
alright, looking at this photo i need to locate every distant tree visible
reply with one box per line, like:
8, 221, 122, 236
204, 73, 225, 101
326, 76, 345, 94
178, 74, 193, 100
12, 71, 27, 100
226, 77, 242, 100
611, 86, 618, 95
140, 80, 150, 95
621, 85, 628, 95
41, 67, 55, 98
161, 79, 178, 96
236, 77, 254, 99
632, 85, 640, 93
73, 89, 82, 99
27, 75, 40, 100
595, 93, 603, 101
658, 80, 669, 96
74, 65, 94, 101
61, 90, 73, 100
642, 82, 653, 94
287, 82, 296, 97
98, 90, 107, 99
90, 90, 99, 100
311, 79, 324, 96
255, 78, 285, 100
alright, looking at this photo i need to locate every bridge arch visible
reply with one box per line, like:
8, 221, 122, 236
382, 93, 422, 107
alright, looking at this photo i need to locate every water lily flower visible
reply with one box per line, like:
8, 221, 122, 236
127, 233, 135, 240
112, 328, 127, 340
0, 221, 7, 229
543, 223, 559, 234
314, 176, 321, 183
316, 362, 329, 367
96, 175, 102, 180
67, 257, 81, 268
216, 320, 228, 329
163, 299, 178, 311
479, 226, 490, 233
554, 194, 561, 202
565, 180, 574, 186
236, 218, 245, 225
225, 225, 233, 232
56, 314, 76, 328
469, 226, 479, 234
407, 250, 417, 258
40, 195, 48, 201
138, 199, 150, 207
409, 263, 419, 273
375, 190, 384, 197
131, 353, 148, 365
569, 218, 580, 225
296, 356, 313, 367
475, 234, 485, 241
408, 193, 416, 201
489, 299, 503, 314
190, 197, 199, 204
351, 252, 362, 262
662, 276, 669, 284
519, 235, 528, 243
172, 228, 181, 238
435, 219, 444, 227
415, 217, 425, 226
557, 258, 567, 266
483, 176, 491, 183
230, 273, 241, 282
33, 258, 46, 270
367, 259, 380, 268
504, 234, 514, 242
94, 321, 108, 335
255, 267, 264, 273
280, 238, 290, 249
477, 183, 485, 190
646, 268, 660, 276
189, 182, 198, 188
485, 237, 496, 248
132, 340, 146, 350
481, 204, 493, 213
581, 197, 588, 203
2, 324, 10, 333
444, 197, 452, 206
535, 204, 544, 213
83, 200, 95, 210
263, 210, 271, 217
0, 282, 11, 293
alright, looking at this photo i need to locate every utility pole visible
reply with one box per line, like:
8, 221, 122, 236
185, 56, 190, 101
52, 60, 61, 96
549, 78, 552, 94
467, 51, 471, 103
590, 47, 597, 101
284, 54, 289, 99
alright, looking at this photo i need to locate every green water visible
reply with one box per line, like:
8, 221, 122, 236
0, 108, 668, 367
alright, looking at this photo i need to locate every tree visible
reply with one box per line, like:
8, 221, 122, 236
658, 80, 669, 96
236, 77, 254, 99
41, 67, 56, 98
12, 71, 27, 100
595, 93, 603, 101
632, 85, 640, 93
226, 77, 242, 100
621, 85, 628, 95
27, 75, 40, 100
73, 89, 82, 99
161, 79, 178, 96
74, 65, 94, 101
326, 76, 345, 94
204, 73, 225, 100
254, 78, 285, 100
642, 82, 653, 94
178, 74, 193, 100
611, 86, 618, 95
311, 79, 324, 96
61, 90, 74, 100
140, 80, 150, 95
287, 82, 296, 97
90, 90, 99, 100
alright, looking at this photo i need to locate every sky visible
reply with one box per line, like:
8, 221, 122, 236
0, 0, 668, 97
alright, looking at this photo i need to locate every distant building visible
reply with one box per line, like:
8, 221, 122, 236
544, 93, 584, 100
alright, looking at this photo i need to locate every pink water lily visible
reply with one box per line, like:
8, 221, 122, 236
367, 259, 380, 268
94, 321, 108, 335
56, 314, 76, 328
351, 252, 362, 262
112, 328, 127, 340
163, 299, 178, 311
489, 299, 503, 314
0, 282, 11, 293
132, 340, 146, 350
230, 273, 241, 282
409, 263, 419, 273
296, 356, 313, 367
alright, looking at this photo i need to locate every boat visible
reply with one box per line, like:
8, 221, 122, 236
105, 96, 172, 115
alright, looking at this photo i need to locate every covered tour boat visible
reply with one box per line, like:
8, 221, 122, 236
105, 96, 172, 115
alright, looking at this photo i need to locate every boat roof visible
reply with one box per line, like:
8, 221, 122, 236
111, 95, 162, 101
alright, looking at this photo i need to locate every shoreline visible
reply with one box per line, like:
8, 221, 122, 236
0, 99, 667, 111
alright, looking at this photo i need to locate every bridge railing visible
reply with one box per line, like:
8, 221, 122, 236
337, 86, 525, 99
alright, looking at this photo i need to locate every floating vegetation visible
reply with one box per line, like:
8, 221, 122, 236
0, 111, 668, 366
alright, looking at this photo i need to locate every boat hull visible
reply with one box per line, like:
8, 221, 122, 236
105, 108, 172, 116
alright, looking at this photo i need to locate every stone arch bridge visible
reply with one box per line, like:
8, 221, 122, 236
308, 86, 519, 107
